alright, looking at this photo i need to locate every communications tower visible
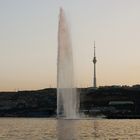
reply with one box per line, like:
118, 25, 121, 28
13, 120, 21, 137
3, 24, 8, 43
93, 41, 97, 88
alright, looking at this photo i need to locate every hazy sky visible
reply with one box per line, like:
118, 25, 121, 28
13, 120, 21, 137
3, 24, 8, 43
0, 0, 140, 91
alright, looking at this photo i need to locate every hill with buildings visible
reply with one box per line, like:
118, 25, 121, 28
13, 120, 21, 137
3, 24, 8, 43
0, 85, 140, 118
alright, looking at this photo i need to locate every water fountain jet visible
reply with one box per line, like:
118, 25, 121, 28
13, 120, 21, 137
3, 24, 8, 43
57, 8, 79, 119
57, 7, 79, 140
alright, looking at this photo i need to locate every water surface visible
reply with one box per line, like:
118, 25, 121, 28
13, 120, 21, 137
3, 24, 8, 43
0, 118, 140, 140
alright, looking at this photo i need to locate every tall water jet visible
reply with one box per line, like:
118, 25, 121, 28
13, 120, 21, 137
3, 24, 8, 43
57, 8, 78, 118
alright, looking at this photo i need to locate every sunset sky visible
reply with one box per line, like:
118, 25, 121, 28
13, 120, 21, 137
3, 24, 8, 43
0, 0, 140, 91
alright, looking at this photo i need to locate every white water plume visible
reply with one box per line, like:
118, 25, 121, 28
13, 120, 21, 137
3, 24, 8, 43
57, 8, 79, 119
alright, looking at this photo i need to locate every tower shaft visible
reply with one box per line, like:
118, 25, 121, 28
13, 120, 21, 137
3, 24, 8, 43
94, 63, 96, 87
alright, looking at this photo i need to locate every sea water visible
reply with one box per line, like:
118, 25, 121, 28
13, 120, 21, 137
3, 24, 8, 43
0, 118, 140, 140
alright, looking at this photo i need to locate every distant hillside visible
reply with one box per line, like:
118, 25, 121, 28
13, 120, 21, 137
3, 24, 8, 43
0, 85, 140, 118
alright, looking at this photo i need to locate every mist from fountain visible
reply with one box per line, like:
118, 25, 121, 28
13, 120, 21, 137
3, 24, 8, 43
57, 7, 79, 140
57, 8, 79, 119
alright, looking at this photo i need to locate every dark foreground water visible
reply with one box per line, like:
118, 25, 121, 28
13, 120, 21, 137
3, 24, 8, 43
0, 118, 140, 140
